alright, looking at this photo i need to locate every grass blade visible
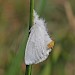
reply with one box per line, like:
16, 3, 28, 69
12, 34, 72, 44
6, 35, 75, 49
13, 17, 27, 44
6, 26, 29, 75
25, 0, 34, 75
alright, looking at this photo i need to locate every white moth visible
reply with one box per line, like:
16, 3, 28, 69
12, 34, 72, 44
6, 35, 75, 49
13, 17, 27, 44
25, 10, 54, 65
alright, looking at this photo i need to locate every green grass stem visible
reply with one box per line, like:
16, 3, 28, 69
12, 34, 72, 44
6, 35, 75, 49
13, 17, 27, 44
25, 0, 34, 75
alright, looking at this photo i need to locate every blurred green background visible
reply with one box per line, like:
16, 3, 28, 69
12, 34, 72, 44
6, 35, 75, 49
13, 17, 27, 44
0, 0, 75, 75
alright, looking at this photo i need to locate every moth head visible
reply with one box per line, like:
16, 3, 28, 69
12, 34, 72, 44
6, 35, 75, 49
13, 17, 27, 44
47, 40, 54, 49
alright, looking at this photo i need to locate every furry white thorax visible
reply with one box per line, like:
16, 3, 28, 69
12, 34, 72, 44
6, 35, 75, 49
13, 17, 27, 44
25, 10, 52, 65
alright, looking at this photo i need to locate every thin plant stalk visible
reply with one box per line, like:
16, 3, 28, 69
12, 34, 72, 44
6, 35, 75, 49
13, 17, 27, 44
25, 0, 34, 75
29, 0, 34, 29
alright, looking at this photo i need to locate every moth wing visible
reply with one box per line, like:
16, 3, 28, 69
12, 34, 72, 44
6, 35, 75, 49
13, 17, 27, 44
25, 25, 51, 65
25, 10, 52, 65
25, 26, 38, 64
